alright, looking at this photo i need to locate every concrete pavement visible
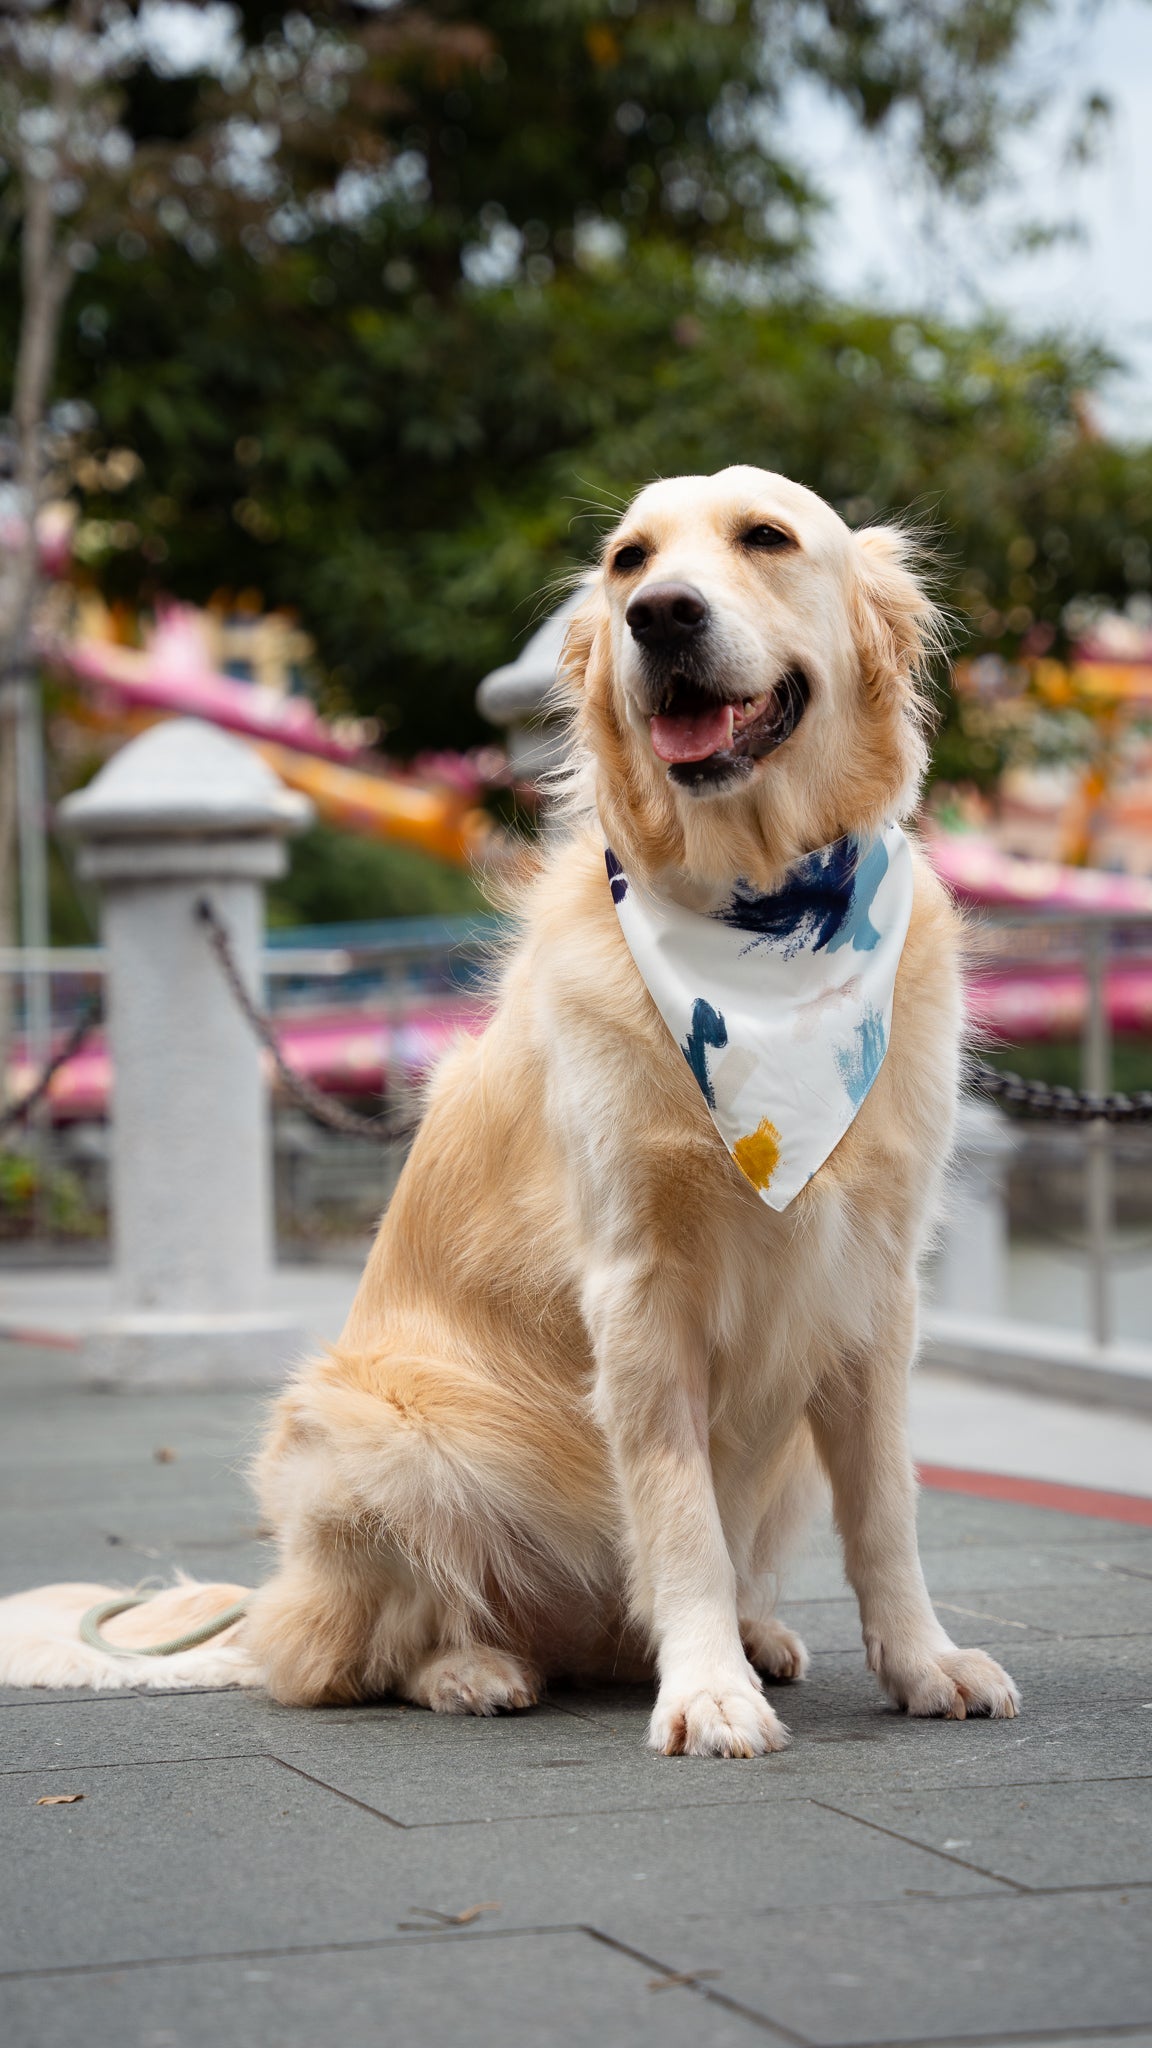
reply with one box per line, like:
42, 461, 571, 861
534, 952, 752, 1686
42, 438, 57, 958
2, 1336, 1151, 2046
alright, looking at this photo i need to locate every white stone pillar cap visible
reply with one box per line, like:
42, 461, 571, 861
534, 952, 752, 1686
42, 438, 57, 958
59, 717, 313, 844
59, 718, 313, 882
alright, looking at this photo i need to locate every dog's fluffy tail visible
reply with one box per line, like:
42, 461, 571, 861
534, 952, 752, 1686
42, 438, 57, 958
0, 1577, 260, 1692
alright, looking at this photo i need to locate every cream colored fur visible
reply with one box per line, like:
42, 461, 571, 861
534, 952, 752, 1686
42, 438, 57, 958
0, 1579, 257, 1691
3, 466, 1019, 1750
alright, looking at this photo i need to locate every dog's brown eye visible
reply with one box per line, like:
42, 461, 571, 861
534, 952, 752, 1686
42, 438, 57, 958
612, 544, 648, 573
741, 524, 796, 552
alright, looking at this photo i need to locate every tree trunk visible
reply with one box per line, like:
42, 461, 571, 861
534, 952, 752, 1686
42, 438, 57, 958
0, 5, 88, 1115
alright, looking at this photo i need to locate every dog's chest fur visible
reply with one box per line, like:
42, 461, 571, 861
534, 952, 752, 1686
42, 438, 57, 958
516, 826, 961, 1426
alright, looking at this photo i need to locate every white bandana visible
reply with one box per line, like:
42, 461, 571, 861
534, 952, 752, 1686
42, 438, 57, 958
605, 822, 914, 1210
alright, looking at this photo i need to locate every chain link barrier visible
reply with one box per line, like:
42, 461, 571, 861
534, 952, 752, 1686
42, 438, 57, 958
195, 897, 400, 1143
970, 1060, 1152, 1125
0, 999, 101, 1137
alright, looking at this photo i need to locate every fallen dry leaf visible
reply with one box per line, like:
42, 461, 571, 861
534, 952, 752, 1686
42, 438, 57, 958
648, 1970, 722, 1992
152, 1446, 177, 1464
35, 1793, 84, 1806
398, 1902, 501, 1931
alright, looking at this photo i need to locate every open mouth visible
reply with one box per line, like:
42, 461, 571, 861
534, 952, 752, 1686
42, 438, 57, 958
648, 668, 810, 790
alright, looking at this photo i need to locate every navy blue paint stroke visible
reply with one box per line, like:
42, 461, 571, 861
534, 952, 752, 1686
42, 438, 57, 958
716, 834, 886, 959
605, 848, 628, 903
682, 997, 728, 1109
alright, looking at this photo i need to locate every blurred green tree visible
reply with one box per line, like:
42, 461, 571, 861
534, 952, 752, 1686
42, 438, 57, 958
3, 0, 1149, 769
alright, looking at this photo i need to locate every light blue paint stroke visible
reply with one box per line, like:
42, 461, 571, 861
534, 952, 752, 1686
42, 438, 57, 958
826, 835, 888, 954
835, 1005, 887, 1107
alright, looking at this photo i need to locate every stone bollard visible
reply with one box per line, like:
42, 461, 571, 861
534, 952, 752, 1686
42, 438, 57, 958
932, 1096, 1017, 1322
59, 718, 313, 1384
476, 579, 591, 780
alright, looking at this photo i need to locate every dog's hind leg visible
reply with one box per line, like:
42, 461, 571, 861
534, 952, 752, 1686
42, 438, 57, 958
248, 1349, 600, 1710
244, 1534, 438, 1707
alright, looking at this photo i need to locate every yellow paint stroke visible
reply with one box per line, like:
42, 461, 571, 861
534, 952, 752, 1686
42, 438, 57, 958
732, 1118, 782, 1192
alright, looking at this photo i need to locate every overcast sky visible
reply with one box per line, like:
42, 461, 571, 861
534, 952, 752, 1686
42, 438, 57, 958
780, 0, 1152, 440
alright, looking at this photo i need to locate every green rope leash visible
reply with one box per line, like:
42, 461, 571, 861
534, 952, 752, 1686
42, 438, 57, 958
79, 1594, 249, 1659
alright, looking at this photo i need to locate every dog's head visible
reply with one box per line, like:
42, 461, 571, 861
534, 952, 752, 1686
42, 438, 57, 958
561, 466, 940, 891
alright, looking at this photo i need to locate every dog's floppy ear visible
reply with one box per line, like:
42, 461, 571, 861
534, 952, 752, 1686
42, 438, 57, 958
850, 527, 942, 714
557, 579, 608, 701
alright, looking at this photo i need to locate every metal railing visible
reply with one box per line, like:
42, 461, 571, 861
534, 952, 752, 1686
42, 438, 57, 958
0, 917, 502, 1249
3, 909, 1151, 1358
973, 903, 1152, 1351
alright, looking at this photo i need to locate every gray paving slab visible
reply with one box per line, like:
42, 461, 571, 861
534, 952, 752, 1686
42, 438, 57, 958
4, 1753, 412, 1972
780, 1526, 1152, 1602
0, 1516, 269, 1600
13, 1644, 1148, 1811
918, 1542, 1138, 1594
1, 1693, 274, 1770
782, 1590, 1074, 1656
913, 1488, 1152, 1549
4, 1337, 1152, 2048
1, 1752, 1006, 1978
822, 1776, 1152, 1889
944, 1576, 1152, 1640
612, 1893, 1152, 2045
3, 1930, 764, 2048
264, 1688, 1040, 1822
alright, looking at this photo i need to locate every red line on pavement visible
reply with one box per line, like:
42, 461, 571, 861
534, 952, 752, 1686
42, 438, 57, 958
917, 1462, 1152, 1526
0, 1324, 80, 1352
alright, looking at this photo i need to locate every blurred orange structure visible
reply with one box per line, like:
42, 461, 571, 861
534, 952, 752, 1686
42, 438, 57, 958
47, 598, 494, 868
954, 616, 1152, 873
256, 743, 491, 866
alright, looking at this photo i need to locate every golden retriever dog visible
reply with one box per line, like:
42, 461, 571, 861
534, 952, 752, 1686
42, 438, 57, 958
0, 466, 1020, 1747
239, 463, 1019, 1756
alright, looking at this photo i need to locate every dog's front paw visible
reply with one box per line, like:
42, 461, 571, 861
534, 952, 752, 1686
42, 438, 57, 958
740, 1616, 810, 1682
649, 1673, 789, 1758
875, 1643, 1020, 1720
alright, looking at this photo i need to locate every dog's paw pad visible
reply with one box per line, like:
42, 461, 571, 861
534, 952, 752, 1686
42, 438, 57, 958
649, 1679, 789, 1759
740, 1618, 809, 1683
882, 1646, 1020, 1720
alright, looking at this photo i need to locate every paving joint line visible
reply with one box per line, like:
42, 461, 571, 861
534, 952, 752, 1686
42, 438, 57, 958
843, 2023, 1152, 2048
0, 1922, 592, 1983
1, 1752, 269, 1777
809, 1797, 1028, 1891
583, 1927, 812, 2045
269, 1753, 407, 1828
0, 1695, 129, 1711
368, 1794, 819, 1829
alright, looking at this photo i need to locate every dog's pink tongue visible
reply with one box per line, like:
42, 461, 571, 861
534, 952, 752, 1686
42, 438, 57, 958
650, 703, 734, 764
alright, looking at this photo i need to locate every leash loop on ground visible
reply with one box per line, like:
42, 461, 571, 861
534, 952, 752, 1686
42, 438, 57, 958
79, 1594, 249, 1659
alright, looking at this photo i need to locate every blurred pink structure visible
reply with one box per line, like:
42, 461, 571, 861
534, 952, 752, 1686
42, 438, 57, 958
928, 830, 1152, 1042
51, 605, 365, 765
928, 831, 1152, 918
9, 1004, 481, 1126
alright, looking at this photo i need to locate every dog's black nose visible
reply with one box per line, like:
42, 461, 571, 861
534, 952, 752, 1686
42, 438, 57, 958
626, 582, 710, 648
